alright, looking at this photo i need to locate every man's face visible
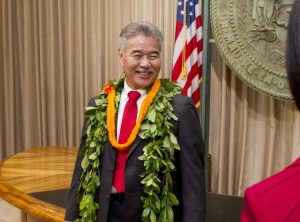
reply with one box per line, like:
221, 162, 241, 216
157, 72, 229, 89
118, 34, 161, 89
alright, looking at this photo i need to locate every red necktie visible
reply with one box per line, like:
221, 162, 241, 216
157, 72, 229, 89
113, 91, 141, 193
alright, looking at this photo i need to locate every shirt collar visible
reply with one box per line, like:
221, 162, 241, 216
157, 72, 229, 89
124, 79, 147, 97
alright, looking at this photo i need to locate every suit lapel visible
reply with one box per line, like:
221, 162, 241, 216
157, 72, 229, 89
106, 141, 116, 162
108, 137, 142, 160
128, 137, 142, 157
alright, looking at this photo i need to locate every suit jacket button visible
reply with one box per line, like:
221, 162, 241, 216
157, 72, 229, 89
106, 194, 110, 200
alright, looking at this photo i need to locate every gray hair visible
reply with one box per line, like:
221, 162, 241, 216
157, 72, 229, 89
118, 21, 163, 50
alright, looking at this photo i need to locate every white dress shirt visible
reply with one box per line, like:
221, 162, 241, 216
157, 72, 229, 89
116, 79, 147, 141
111, 79, 147, 194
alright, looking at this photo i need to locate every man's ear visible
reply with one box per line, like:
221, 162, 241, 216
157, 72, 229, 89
118, 48, 124, 66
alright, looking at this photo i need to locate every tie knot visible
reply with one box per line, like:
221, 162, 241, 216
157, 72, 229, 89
128, 91, 141, 103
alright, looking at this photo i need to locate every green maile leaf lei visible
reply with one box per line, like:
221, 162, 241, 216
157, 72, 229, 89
75, 76, 182, 222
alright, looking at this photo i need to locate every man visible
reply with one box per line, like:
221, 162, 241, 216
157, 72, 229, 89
65, 21, 205, 222
241, 1, 300, 221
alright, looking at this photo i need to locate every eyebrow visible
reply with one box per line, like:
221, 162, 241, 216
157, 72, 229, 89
130, 50, 142, 54
130, 50, 160, 55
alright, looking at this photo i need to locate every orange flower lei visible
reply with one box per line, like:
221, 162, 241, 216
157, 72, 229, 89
77, 77, 182, 221
106, 79, 161, 150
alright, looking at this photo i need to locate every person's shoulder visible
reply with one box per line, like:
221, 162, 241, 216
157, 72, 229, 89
172, 94, 194, 107
86, 95, 101, 106
244, 157, 300, 221
170, 95, 199, 122
159, 79, 193, 107
245, 157, 300, 198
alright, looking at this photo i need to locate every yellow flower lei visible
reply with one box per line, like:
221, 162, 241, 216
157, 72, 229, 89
106, 79, 161, 150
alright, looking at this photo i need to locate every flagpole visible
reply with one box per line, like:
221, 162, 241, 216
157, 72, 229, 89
181, 0, 187, 80
201, 0, 212, 193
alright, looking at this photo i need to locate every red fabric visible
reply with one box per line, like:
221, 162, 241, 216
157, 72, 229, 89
113, 91, 140, 193
241, 157, 300, 222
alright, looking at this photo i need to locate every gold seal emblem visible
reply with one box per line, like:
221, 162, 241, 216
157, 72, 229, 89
210, 0, 293, 100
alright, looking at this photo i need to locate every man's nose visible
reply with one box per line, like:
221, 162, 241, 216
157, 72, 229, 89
140, 56, 151, 67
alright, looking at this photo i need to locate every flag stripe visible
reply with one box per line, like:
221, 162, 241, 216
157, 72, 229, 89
172, 0, 203, 108
173, 37, 199, 81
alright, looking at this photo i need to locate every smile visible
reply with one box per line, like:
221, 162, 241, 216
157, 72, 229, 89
136, 70, 153, 75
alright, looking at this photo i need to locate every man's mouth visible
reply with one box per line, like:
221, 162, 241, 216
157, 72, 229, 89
136, 70, 153, 75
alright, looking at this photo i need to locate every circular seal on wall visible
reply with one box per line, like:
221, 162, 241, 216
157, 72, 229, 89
210, 0, 293, 100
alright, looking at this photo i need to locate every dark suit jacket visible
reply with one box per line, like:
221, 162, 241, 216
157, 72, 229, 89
241, 157, 300, 222
65, 94, 205, 222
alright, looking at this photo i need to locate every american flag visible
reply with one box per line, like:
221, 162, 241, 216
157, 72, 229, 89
172, 0, 203, 108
